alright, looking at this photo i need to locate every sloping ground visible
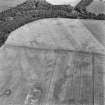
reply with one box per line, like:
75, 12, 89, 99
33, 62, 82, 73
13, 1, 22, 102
0, 0, 74, 47
87, 1, 105, 14
82, 19, 105, 48
0, 0, 105, 49
75, 0, 93, 9
0, 18, 104, 105
6, 18, 105, 55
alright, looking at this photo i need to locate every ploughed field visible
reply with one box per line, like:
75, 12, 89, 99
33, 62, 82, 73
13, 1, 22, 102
0, 18, 105, 105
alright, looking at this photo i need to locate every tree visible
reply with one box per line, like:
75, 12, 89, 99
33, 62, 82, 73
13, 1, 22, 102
96, 13, 105, 20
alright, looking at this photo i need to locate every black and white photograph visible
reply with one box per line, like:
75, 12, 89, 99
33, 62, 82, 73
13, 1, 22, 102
0, 0, 105, 105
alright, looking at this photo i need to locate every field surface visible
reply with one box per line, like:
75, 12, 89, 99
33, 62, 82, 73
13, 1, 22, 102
0, 18, 104, 105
